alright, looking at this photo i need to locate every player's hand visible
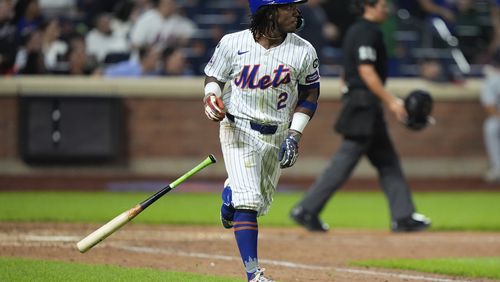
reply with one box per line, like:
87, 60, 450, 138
204, 94, 225, 122
279, 130, 301, 169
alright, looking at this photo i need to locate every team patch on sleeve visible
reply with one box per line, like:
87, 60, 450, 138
305, 70, 320, 84
359, 46, 377, 61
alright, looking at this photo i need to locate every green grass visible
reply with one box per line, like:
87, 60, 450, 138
2, 190, 500, 281
352, 257, 500, 280
2, 191, 500, 230
0, 256, 243, 282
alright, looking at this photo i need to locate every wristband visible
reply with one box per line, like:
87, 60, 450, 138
290, 112, 311, 134
204, 82, 222, 97
297, 99, 318, 112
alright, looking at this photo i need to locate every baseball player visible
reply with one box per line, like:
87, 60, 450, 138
203, 0, 320, 281
480, 49, 500, 182
290, 0, 431, 233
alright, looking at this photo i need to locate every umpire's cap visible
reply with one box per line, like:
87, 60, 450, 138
248, 0, 307, 15
404, 89, 433, 131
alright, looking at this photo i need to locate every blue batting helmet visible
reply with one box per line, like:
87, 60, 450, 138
248, 0, 307, 15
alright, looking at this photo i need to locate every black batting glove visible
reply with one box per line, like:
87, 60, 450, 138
278, 130, 301, 169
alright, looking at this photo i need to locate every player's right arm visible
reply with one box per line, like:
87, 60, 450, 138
203, 34, 232, 122
203, 77, 226, 122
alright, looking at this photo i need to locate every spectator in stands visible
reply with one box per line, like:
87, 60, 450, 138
14, 28, 46, 74
488, 0, 500, 56
85, 13, 130, 63
318, 0, 357, 76
0, 0, 17, 74
38, 0, 77, 18
132, 0, 153, 16
102, 45, 161, 77
53, 34, 95, 75
417, 0, 472, 81
14, 0, 44, 38
321, 0, 357, 48
298, 0, 339, 65
481, 48, 500, 183
129, 0, 196, 49
40, 18, 67, 71
418, 0, 456, 25
160, 46, 192, 76
417, 0, 458, 48
110, 0, 137, 39
454, 0, 490, 64
76, 0, 123, 28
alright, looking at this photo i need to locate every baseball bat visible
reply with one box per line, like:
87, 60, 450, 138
76, 154, 217, 253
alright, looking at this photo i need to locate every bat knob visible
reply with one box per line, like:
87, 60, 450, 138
209, 154, 217, 163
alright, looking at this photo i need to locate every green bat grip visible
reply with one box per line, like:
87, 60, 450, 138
170, 154, 217, 188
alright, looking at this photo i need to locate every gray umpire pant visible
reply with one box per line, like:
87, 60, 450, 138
298, 119, 416, 221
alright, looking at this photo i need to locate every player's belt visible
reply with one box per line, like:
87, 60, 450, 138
226, 113, 278, 135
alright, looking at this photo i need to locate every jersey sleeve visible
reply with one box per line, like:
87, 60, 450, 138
353, 29, 378, 66
204, 35, 232, 83
298, 44, 320, 89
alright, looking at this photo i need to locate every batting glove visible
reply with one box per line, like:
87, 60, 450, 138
278, 130, 301, 169
204, 94, 225, 122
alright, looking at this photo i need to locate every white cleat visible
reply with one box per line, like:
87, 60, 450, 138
249, 268, 275, 282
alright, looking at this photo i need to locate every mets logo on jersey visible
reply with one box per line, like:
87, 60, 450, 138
234, 64, 291, 89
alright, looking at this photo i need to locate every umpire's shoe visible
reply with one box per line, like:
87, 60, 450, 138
391, 213, 431, 232
290, 206, 329, 232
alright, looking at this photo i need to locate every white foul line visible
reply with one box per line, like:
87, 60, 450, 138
117, 245, 472, 282
335, 268, 472, 282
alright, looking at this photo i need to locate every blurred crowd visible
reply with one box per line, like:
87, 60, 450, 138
0, 0, 499, 80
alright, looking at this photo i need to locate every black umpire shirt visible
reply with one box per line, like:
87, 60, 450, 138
343, 18, 387, 90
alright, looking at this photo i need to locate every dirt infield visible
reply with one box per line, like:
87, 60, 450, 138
1, 222, 499, 282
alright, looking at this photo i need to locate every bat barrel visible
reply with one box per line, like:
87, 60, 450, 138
76, 155, 216, 253
77, 205, 142, 253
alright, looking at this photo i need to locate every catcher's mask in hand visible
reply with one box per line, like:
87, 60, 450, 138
404, 89, 434, 131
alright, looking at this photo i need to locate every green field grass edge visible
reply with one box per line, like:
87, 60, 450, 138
4, 191, 500, 231
0, 256, 243, 282
351, 257, 500, 280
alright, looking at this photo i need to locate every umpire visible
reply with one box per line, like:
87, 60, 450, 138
290, 0, 431, 232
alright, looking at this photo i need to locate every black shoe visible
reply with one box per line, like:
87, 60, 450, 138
290, 206, 329, 232
392, 213, 431, 232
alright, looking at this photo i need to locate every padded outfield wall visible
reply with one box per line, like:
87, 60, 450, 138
0, 77, 488, 190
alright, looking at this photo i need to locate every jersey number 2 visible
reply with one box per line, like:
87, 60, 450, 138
277, 92, 288, 110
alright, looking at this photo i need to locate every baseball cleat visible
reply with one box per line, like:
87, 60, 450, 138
392, 212, 431, 232
290, 206, 329, 232
249, 268, 274, 282
220, 211, 234, 229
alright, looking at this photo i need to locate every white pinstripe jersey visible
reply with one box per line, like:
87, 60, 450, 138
205, 29, 320, 124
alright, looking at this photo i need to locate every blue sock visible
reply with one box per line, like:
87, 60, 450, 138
221, 185, 235, 221
233, 210, 259, 280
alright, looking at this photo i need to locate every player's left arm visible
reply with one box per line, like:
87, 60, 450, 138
279, 47, 320, 169
279, 85, 319, 169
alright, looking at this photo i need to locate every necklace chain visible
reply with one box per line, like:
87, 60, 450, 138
261, 33, 283, 40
